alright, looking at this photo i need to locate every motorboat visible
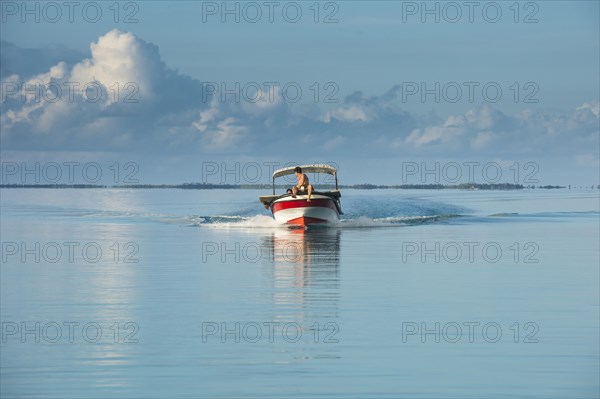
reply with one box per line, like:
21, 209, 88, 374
259, 164, 343, 226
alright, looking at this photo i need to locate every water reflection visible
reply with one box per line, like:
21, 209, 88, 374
0, 210, 141, 396
262, 228, 341, 323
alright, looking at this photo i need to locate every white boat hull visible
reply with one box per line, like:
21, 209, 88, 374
270, 194, 340, 226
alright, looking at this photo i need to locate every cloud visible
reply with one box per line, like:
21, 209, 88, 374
204, 117, 247, 149
403, 105, 511, 150
1, 30, 598, 172
1, 30, 205, 151
577, 102, 600, 118
0, 40, 86, 79
322, 105, 369, 123
472, 132, 494, 150
68, 29, 167, 102
405, 119, 465, 148
401, 103, 599, 156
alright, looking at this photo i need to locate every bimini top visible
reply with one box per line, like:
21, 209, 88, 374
272, 164, 337, 180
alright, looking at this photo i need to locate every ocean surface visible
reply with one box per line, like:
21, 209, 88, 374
1, 188, 599, 398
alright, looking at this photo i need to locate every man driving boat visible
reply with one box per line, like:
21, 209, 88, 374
291, 166, 313, 202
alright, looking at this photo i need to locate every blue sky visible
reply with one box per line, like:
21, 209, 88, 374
1, 1, 599, 185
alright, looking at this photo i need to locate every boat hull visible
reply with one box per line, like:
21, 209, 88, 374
271, 195, 340, 226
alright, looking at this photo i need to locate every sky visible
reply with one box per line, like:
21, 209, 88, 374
1, 0, 599, 186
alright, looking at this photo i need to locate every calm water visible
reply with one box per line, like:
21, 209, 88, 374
1, 188, 599, 398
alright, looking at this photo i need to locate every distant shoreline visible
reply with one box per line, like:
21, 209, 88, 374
0, 183, 576, 190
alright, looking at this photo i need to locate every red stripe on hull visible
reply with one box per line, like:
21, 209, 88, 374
271, 198, 337, 213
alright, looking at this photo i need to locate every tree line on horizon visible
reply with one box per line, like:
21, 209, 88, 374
3, 183, 598, 190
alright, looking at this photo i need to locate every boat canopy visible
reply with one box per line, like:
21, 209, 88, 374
270, 164, 338, 194
272, 164, 337, 179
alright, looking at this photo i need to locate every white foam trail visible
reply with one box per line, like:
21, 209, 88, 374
339, 215, 445, 227
76, 209, 452, 229
192, 214, 447, 229
202, 214, 285, 229
339, 216, 383, 227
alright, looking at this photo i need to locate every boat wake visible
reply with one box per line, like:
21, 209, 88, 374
189, 213, 462, 229
65, 193, 467, 229
339, 214, 461, 227
189, 214, 283, 228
